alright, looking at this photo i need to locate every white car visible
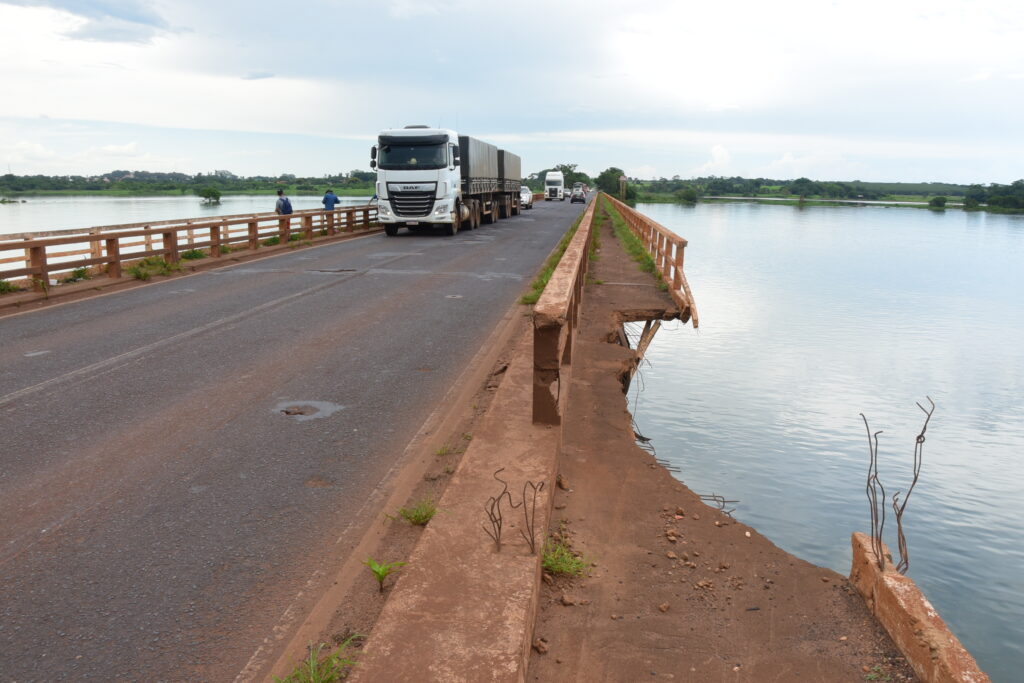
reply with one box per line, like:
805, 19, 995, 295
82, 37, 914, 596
519, 185, 534, 209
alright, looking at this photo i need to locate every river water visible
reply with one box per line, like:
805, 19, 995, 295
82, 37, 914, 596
628, 201, 1024, 681
0, 194, 373, 236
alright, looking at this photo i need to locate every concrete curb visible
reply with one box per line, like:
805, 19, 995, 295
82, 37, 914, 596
351, 329, 558, 682
850, 533, 990, 682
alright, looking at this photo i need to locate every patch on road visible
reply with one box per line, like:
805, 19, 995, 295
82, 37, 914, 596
274, 400, 345, 422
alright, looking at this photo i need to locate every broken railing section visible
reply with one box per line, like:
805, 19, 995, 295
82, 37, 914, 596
0, 205, 378, 292
603, 193, 699, 328
532, 199, 597, 425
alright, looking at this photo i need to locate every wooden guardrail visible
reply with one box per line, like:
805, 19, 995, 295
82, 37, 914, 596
0, 205, 377, 291
532, 199, 597, 425
603, 193, 699, 327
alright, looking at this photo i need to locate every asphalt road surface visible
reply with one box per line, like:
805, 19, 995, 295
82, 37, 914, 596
0, 198, 586, 681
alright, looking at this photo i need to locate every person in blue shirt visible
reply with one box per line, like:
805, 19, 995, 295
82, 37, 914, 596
322, 189, 341, 212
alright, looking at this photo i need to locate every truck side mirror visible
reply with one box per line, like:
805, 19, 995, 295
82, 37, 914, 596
370, 146, 377, 160
370, 160, 376, 169
452, 145, 460, 167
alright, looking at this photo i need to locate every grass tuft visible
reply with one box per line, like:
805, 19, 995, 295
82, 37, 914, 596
541, 538, 589, 576
398, 497, 437, 526
125, 256, 180, 281
0, 279, 23, 294
181, 248, 207, 260
272, 636, 362, 683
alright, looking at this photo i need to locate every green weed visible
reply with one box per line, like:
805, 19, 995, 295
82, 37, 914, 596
0, 279, 22, 294
181, 249, 207, 260
398, 497, 437, 526
262, 235, 281, 246
541, 538, 588, 576
864, 665, 892, 681
272, 636, 362, 683
125, 256, 179, 281
435, 445, 453, 457
364, 557, 405, 593
59, 267, 91, 283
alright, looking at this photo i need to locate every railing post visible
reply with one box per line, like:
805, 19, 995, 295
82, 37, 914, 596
279, 216, 291, 242
210, 224, 222, 257
143, 226, 153, 253
106, 238, 121, 279
303, 214, 314, 240
220, 221, 229, 252
361, 208, 369, 228
186, 227, 196, 247
163, 230, 179, 264
29, 245, 47, 292
326, 211, 336, 236
248, 221, 259, 250
90, 228, 103, 261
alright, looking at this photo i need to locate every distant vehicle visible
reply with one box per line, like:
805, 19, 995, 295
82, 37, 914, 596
371, 125, 521, 236
572, 181, 584, 192
545, 170, 565, 201
519, 185, 534, 209
570, 188, 586, 204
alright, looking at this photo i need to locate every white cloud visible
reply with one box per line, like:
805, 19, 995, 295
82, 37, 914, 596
694, 146, 732, 176
1, 0, 1023, 181
1, 0, 169, 42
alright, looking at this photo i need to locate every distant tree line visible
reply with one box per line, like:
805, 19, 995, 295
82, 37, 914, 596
0, 169, 377, 195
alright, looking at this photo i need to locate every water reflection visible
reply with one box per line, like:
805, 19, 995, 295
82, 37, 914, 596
627, 201, 1024, 682
0, 194, 373, 236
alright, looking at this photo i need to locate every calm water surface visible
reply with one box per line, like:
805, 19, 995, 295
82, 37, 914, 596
627, 201, 1024, 682
0, 194, 373, 236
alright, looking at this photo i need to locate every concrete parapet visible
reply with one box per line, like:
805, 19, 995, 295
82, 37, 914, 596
850, 532, 990, 683
352, 331, 558, 682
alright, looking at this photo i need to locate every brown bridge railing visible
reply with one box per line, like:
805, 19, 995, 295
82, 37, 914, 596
603, 193, 698, 327
532, 192, 696, 425
532, 199, 597, 425
0, 205, 378, 291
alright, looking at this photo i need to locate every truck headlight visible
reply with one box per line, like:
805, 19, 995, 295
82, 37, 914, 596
433, 202, 449, 216
378, 203, 391, 216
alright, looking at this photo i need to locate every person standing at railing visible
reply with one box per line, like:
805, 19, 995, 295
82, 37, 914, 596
275, 189, 293, 215
322, 189, 341, 212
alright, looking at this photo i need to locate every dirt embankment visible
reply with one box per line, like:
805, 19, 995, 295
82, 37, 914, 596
528, 205, 916, 681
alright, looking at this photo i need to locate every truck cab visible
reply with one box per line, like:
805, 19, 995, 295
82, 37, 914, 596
545, 170, 565, 201
371, 126, 462, 235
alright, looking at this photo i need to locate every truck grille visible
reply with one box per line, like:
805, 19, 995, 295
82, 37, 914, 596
547, 188, 558, 197
389, 192, 435, 217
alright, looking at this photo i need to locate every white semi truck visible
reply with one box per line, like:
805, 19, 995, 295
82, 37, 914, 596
370, 125, 521, 236
544, 170, 565, 201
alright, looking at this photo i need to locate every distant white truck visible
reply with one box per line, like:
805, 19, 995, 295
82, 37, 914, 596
545, 170, 565, 201
370, 125, 521, 236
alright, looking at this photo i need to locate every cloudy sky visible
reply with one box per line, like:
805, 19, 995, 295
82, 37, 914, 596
1, 0, 1022, 183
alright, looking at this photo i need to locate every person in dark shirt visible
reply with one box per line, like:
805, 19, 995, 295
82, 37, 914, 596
322, 189, 341, 212
275, 189, 293, 215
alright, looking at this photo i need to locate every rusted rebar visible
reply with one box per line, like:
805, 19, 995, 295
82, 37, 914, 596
519, 480, 545, 555
482, 468, 521, 552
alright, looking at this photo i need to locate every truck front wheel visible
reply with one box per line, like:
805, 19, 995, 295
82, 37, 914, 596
384, 224, 398, 236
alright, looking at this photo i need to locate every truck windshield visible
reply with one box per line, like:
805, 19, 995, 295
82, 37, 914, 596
378, 144, 447, 170
545, 180, 561, 186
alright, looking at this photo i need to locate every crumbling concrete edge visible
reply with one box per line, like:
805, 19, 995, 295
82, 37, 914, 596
850, 532, 990, 683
